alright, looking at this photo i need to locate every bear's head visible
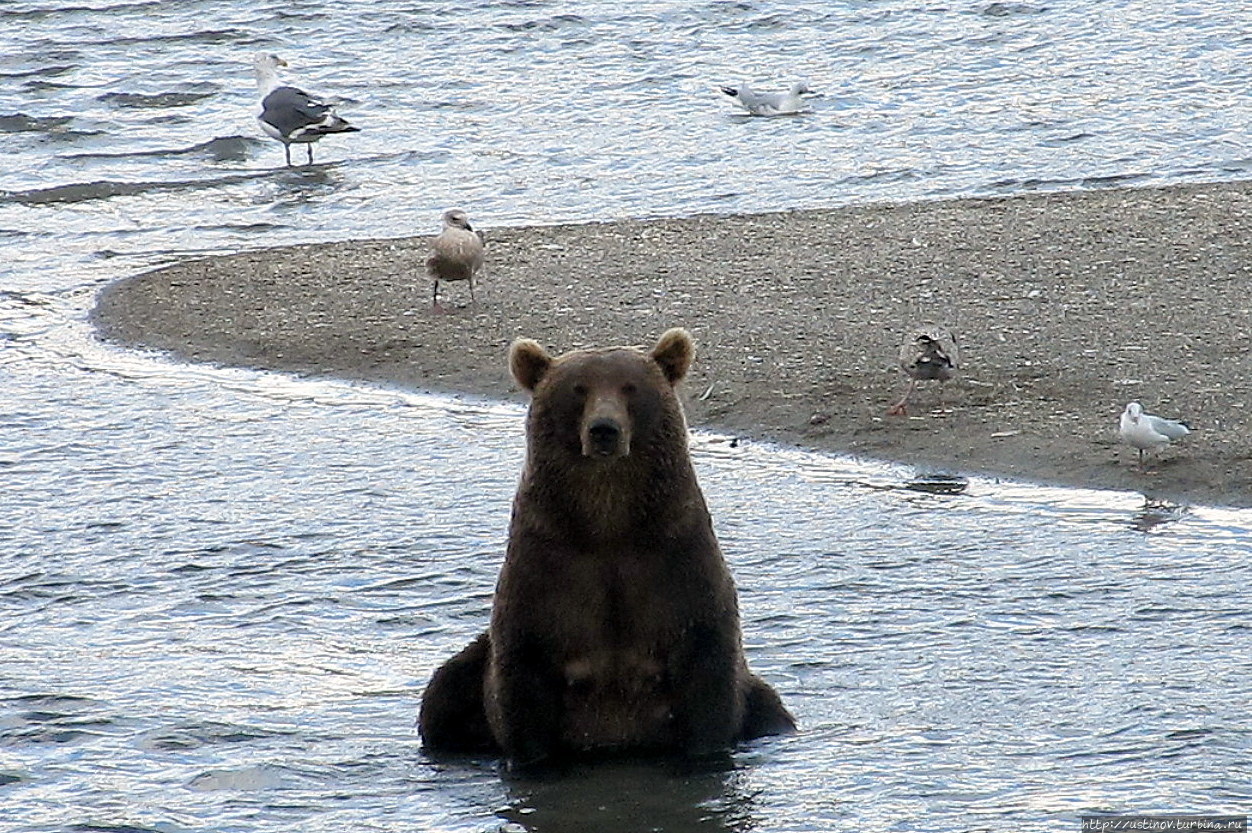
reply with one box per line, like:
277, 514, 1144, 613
509, 328, 694, 461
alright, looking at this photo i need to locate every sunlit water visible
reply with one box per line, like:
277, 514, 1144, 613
2, 1, 1251, 831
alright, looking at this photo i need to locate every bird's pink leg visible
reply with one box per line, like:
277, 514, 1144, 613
887, 380, 916, 416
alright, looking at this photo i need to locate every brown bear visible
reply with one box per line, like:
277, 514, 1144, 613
418, 328, 795, 768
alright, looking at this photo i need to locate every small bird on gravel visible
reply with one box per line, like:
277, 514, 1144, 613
426, 209, 485, 312
887, 324, 960, 416
719, 81, 812, 116
1119, 401, 1190, 470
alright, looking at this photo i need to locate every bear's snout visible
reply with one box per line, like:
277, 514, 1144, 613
579, 389, 633, 458
584, 416, 627, 458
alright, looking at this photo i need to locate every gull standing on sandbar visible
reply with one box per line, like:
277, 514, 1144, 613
719, 81, 812, 116
1119, 401, 1191, 470
887, 324, 960, 416
426, 209, 485, 312
252, 52, 359, 167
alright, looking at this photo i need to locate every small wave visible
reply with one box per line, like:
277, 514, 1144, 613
0, 1, 160, 21
1081, 172, 1151, 188
984, 172, 1150, 193
500, 13, 588, 32
0, 113, 73, 134
187, 765, 286, 792
1, 170, 270, 205
100, 28, 250, 47
7, 693, 100, 708
980, 2, 1049, 16
23, 79, 82, 93
97, 89, 217, 109
199, 135, 263, 161
839, 168, 924, 187
1039, 132, 1095, 147
384, 19, 437, 33
1, 160, 285, 204
0, 289, 53, 306
191, 222, 287, 233
275, 9, 330, 21
140, 720, 293, 751
4, 180, 175, 205
0, 703, 114, 747
0, 64, 76, 81
903, 473, 970, 496
64, 135, 260, 162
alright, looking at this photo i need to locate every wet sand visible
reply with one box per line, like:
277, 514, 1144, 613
92, 181, 1252, 508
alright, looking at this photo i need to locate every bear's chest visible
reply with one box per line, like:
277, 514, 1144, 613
554, 556, 682, 749
549, 551, 685, 643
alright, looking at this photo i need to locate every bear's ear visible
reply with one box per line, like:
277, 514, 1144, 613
510, 338, 552, 392
650, 328, 694, 385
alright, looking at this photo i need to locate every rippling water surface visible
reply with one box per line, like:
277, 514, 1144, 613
2, 1, 1251, 831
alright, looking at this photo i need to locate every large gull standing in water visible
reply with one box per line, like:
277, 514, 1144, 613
252, 52, 359, 167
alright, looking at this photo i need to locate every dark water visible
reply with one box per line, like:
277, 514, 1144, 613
2, 1, 1251, 831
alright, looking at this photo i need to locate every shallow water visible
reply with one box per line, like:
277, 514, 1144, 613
2, 1, 1252, 831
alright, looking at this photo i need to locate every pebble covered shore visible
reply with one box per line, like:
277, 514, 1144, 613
93, 181, 1252, 507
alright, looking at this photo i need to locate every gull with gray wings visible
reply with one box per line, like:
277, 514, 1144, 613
1119, 401, 1190, 470
252, 52, 359, 167
719, 81, 812, 116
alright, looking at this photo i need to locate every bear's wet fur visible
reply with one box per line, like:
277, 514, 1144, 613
418, 328, 795, 767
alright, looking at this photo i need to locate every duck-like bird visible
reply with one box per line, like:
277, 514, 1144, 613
719, 81, 812, 116
1119, 401, 1190, 470
252, 52, 359, 167
887, 325, 960, 416
426, 209, 485, 311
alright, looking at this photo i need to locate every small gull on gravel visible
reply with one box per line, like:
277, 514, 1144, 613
426, 209, 485, 312
252, 52, 359, 167
719, 81, 812, 116
1119, 401, 1190, 470
887, 324, 960, 416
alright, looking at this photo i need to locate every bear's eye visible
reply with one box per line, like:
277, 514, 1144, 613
621, 383, 637, 395
572, 383, 588, 397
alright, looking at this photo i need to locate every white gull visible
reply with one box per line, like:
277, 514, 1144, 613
719, 81, 812, 116
1119, 401, 1191, 469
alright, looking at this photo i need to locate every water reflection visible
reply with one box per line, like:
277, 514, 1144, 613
903, 472, 970, 497
499, 758, 758, 833
268, 164, 349, 202
1128, 498, 1189, 534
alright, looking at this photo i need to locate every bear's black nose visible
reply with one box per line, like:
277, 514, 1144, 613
587, 418, 622, 456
